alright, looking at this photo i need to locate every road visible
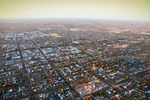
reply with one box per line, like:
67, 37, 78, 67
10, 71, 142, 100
29, 37, 83, 100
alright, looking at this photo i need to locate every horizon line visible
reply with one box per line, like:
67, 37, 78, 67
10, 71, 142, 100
0, 17, 150, 23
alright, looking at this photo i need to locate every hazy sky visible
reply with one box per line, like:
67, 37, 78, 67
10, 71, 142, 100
0, 0, 150, 21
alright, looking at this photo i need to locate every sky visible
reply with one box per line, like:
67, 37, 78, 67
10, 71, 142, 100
0, 0, 150, 21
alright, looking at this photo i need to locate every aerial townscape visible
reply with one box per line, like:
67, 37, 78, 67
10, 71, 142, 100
0, 19, 149, 100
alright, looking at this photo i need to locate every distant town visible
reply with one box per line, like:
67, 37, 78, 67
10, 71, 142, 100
0, 19, 150, 100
